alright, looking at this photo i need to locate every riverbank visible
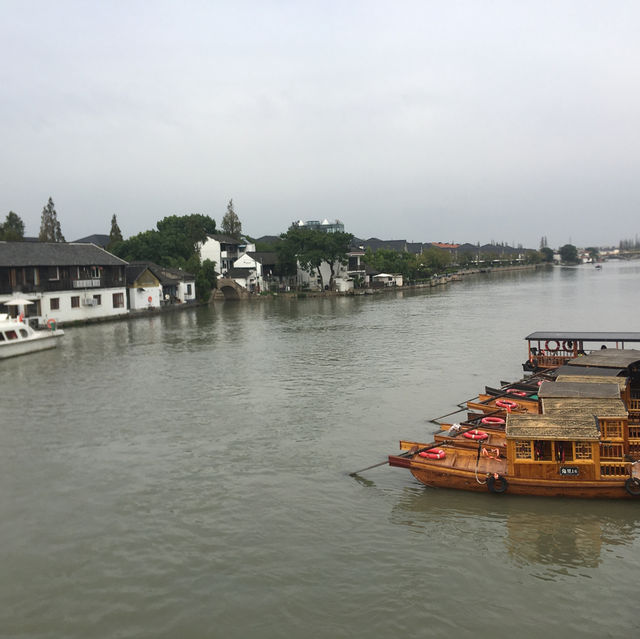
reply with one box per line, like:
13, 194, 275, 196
243, 262, 547, 300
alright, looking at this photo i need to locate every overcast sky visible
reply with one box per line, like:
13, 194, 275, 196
1, 1, 639, 249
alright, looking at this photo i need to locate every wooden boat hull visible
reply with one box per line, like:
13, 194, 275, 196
389, 452, 638, 499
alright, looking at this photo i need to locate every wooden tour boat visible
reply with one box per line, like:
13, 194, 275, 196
386, 332, 640, 499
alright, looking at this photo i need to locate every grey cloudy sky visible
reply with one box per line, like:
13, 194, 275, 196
2, 0, 639, 248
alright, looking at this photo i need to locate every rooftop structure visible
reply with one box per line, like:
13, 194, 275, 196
293, 219, 345, 233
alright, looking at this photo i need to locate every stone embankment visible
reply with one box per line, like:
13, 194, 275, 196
238, 263, 544, 300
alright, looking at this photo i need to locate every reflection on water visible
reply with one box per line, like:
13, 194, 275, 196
389, 486, 640, 579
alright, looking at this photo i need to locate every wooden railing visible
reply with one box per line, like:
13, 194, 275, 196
600, 443, 624, 460
600, 462, 628, 478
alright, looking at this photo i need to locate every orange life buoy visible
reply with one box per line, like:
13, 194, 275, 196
419, 448, 446, 460
545, 340, 560, 352
463, 429, 489, 441
147, 296, 153, 303
506, 389, 527, 397
495, 399, 518, 410
481, 416, 505, 426
47, 318, 57, 330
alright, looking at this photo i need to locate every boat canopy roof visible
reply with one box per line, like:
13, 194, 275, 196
555, 374, 627, 391
538, 381, 620, 399
566, 349, 640, 369
554, 364, 624, 377
525, 331, 640, 342
541, 397, 628, 418
506, 414, 600, 441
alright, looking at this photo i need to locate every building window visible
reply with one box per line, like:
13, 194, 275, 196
113, 292, 124, 308
515, 441, 532, 459
533, 440, 553, 461
49, 266, 60, 281
187, 284, 192, 295
90, 266, 100, 278
93, 294, 101, 306
575, 442, 592, 460
50, 298, 60, 310
71, 296, 80, 308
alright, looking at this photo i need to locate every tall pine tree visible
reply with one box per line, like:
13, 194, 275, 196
38, 197, 65, 242
221, 199, 242, 238
108, 214, 123, 250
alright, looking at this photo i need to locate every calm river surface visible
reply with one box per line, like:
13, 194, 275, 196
2, 261, 640, 638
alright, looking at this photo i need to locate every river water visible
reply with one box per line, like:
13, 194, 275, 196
2, 261, 640, 638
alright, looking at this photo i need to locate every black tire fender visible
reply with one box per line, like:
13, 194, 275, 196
487, 474, 508, 494
624, 477, 640, 496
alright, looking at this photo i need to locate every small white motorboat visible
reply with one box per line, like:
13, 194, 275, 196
0, 313, 64, 359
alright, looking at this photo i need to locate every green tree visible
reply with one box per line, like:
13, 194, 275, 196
221, 199, 242, 238
38, 197, 65, 242
422, 246, 452, 273
322, 231, 355, 289
279, 227, 353, 289
114, 214, 217, 267
111, 213, 218, 301
559, 244, 579, 264
539, 247, 554, 262
185, 255, 218, 301
0, 211, 25, 241
107, 214, 123, 250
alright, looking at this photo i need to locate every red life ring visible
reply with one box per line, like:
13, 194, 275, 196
147, 296, 153, 303
495, 399, 518, 410
419, 448, 446, 460
47, 318, 57, 330
481, 416, 505, 426
545, 340, 560, 352
463, 429, 489, 441
506, 389, 527, 397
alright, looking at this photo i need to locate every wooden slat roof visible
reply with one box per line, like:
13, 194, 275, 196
554, 364, 624, 377
541, 397, 628, 418
538, 381, 621, 399
555, 375, 627, 391
506, 414, 600, 440
566, 349, 640, 369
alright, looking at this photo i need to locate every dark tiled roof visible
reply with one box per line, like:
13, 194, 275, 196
253, 235, 281, 246
406, 242, 424, 254
125, 264, 153, 286
359, 238, 408, 252
245, 252, 277, 265
205, 233, 243, 245
73, 234, 110, 248
0, 241, 127, 266
227, 267, 253, 278
128, 261, 194, 284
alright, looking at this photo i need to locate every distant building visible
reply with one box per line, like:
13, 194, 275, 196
0, 241, 128, 326
293, 219, 345, 233
73, 234, 111, 250
199, 234, 255, 276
